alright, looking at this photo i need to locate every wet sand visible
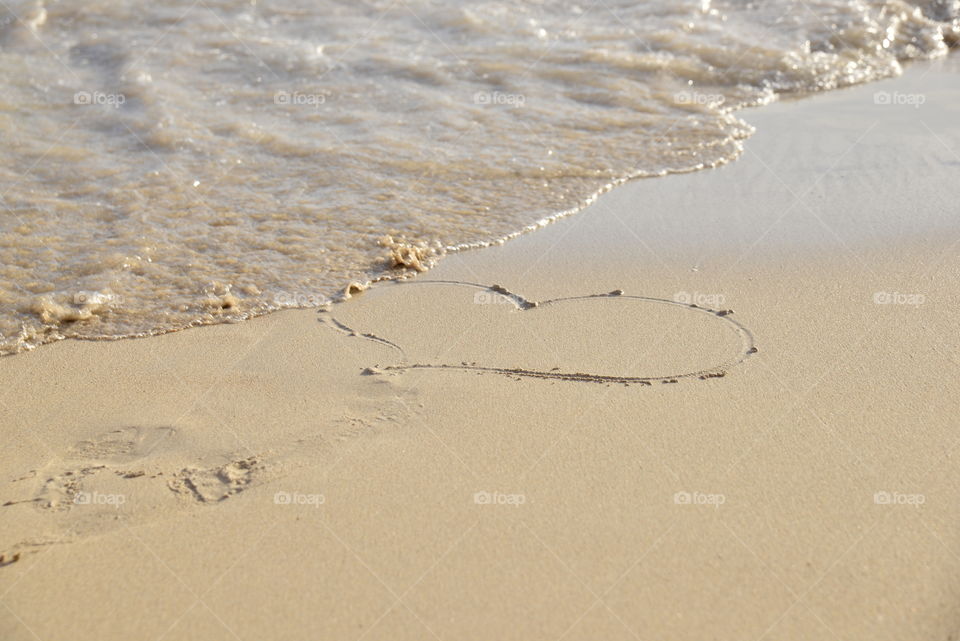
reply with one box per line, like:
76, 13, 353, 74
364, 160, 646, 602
2, 57, 960, 640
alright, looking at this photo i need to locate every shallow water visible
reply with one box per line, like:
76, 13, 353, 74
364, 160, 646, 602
0, 0, 956, 353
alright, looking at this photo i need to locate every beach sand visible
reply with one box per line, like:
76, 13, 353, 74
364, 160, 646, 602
2, 56, 959, 640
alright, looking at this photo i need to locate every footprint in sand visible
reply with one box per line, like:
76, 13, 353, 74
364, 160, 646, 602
1, 428, 270, 560
30, 427, 270, 511
1, 379, 416, 560
29, 426, 176, 512
167, 456, 265, 503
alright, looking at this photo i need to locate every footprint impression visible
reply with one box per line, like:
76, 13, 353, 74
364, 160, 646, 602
1, 426, 271, 561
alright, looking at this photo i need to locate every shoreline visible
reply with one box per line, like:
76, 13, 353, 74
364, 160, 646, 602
4, 52, 956, 358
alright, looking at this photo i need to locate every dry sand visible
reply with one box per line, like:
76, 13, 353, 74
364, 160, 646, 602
2, 56, 960, 640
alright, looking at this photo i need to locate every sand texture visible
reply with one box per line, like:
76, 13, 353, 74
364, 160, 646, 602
2, 57, 960, 640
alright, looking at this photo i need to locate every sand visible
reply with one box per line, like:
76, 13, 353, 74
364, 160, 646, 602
2, 56, 960, 640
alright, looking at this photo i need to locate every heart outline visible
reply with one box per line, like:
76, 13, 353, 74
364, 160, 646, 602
320, 280, 756, 385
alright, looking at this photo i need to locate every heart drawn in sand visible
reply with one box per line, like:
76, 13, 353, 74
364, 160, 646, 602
320, 280, 756, 385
